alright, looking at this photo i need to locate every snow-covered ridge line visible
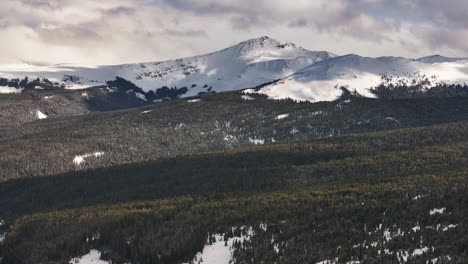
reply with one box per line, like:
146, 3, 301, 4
255, 54, 468, 102
0, 36, 335, 96
1, 36, 468, 103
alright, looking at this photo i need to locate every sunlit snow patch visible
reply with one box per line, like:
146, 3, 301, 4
430, 208, 446, 215
275, 114, 289, 120
442, 224, 457, 231
241, 95, 254, 101
69, 250, 109, 264
316, 258, 338, 264
73, 152, 105, 165
135, 92, 147, 101
184, 227, 254, 264
187, 99, 202, 103
37, 110, 48, 119
428, 256, 452, 264
0, 86, 21, 94
249, 138, 265, 145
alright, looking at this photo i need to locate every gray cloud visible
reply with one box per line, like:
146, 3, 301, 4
0, 0, 467, 65
288, 18, 308, 28
164, 29, 208, 38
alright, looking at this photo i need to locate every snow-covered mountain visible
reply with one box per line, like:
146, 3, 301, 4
2, 36, 468, 103
251, 54, 468, 102
0, 36, 335, 97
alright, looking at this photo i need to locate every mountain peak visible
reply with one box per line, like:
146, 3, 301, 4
238, 36, 281, 48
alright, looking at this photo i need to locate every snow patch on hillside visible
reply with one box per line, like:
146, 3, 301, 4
430, 208, 446, 215
316, 258, 339, 264
73, 152, 105, 165
249, 138, 265, 145
275, 114, 289, 120
134, 92, 147, 101
69, 250, 109, 264
184, 227, 254, 264
241, 94, 255, 101
37, 110, 48, 119
0, 86, 21, 94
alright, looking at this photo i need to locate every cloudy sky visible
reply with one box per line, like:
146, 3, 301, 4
1, 0, 467, 65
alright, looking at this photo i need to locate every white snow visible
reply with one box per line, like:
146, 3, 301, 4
0, 233, 5, 243
412, 195, 424, 200
386, 117, 399, 122
412, 247, 429, 257
442, 224, 457, 231
1, 38, 468, 103
184, 227, 254, 264
187, 99, 201, 103
134, 92, 147, 101
224, 135, 237, 142
430, 208, 446, 215
256, 54, 468, 102
0, 86, 21, 94
37, 110, 48, 119
249, 138, 265, 145
69, 250, 109, 264
428, 256, 452, 264
141, 110, 153, 114
290, 128, 300, 134
73, 152, 105, 165
275, 114, 290, 120
316, 258, 338, 264
241, 95, 255, 101
383, 228, 404, 242
0, 37, 335, 95
396, 247, 432, 263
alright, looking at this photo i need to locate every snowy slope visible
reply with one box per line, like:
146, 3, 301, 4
2, 37, 468, 102
0, 36, 335, 96
253, 54, 468, 102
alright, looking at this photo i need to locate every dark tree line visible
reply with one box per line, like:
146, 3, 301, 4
106, 76, 188, 101
370, 75, 468, 99
0, 76, 63, 90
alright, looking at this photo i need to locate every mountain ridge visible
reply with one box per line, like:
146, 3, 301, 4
1, 36, 468, 102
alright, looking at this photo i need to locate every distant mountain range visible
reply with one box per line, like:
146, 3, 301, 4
1, 36, 468, 102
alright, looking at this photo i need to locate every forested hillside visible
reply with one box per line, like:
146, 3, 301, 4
0, 85, 149, 126
1, 91, 468, 182
0, 121, 467, 263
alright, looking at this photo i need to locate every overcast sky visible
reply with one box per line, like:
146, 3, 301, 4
1, 0, 467, 65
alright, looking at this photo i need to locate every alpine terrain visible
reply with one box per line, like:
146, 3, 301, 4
0, 36, 467, 264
